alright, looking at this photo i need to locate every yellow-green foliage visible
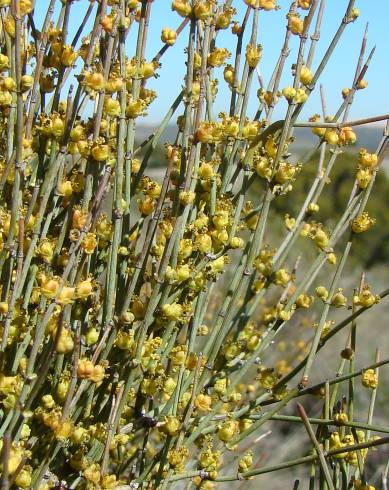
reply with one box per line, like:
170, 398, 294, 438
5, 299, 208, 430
0, 1, 388, 489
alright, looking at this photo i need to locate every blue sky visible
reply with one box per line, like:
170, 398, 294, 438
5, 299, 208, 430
38, 1, 389, 125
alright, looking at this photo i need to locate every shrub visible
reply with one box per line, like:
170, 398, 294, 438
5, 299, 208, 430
0, 1, 388, 489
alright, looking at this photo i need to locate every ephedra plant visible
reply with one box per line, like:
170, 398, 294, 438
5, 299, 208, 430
0, 0, 389, 488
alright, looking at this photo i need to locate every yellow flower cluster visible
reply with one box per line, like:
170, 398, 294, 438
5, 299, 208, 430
0, 1, 384, 488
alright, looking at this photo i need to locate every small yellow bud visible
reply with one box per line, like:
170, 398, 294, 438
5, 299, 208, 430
356, 168, 373, 189
357, 79, 368, 90
215, 7, 236, 29
230, 236, 244, 249
3, 77, 15, 91
239, 451, 253, 472
339, 126, 357, 145
83, 463, 101, 484
71, 426, 88, 445
331, 289, 347, 308
298, 0, 312, 9
342, 87, 351, 99
176, 264, 191, 281
295, 88, 308, 104
310, 114, 326, 137
210, 256, 226, 273
273, 268, 291, 287
172, 0, 192, 17
359, 148, 378, 168
40, 276, 60, 299
351, 212, 375, 234
42, 394, 55, 409
245, 43, 262, 68
161, 27, 177, 46
0, 54, 9, 70
163, 377, 177, 397
198, 324, 209, 336
15, 468, 32, 489
207, 48, 231, 68
307, 202, 319, 214
282, 86, 297, 101
223, 64, 235, 85
218, 420, 238, 442
162, 303, 183, 321
179, 190, 195, 205
195, 393, 212, 412
361, 369, 378, 389
91, 142, 109, 162
196, 233, 212, 253
259, 0, 277, 9
85, 327, 99, 345
315, 286, 329, 301
353, 286, 380, 308
334, 412, 349, 425
349, 7, 360, 20
58, 180, 73, 197
193, 1, 213, 20
115, 330, 134, 350
295, 293, 314, 309
127, 96, 147, 118
104, 97, 121, 117
84, 71, 105, 91
324, 129, 339, 145
161, 415, 181, 436
0, 302, 8, 314
300, 65, 313, 85
231, 21, 242, 35
288, 14, 304, 35
61, 45, 78, 66
56, 328, 74, 353
244, 0, 277, 9
4, 15, 15, 37
76, 278, 94, 300
138, 196, 155, 216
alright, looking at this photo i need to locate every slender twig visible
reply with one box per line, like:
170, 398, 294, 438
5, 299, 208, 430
297, 403, 336, 490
